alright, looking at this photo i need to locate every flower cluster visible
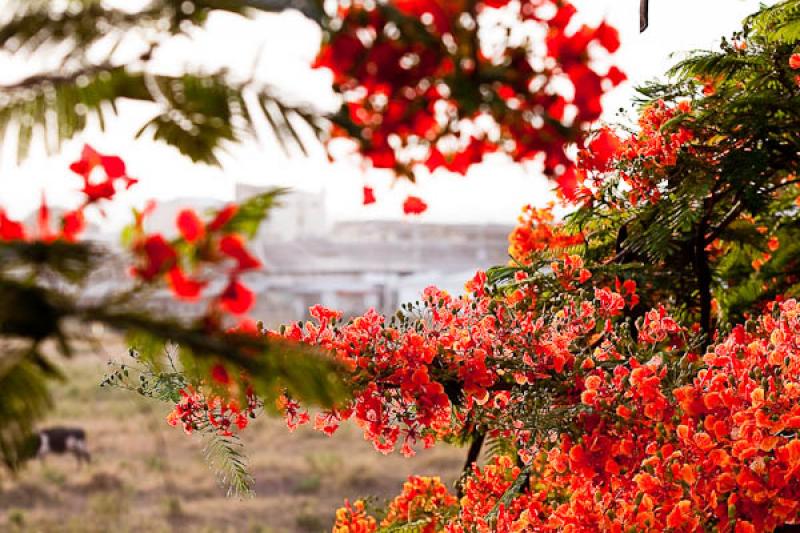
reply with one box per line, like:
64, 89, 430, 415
272, 256, 640, 457
324, 294, 800, 531
167, 386, 259, 437
578, 100, 695, 205
317, 0, 624, 206
507, 203, 583, 263
381, 476, 457, 531
129, 202, 261, 321
1, 145, 263, 329
0, 144, 139, 243
333, 500, 377, 533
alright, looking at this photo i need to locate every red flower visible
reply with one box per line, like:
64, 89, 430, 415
69, 144, 127, 179
767, 235, 780, 252
595, 21, 621, 53
61, 210, 86, 242
68, 144, 101, 177
363, 186, 376, 205
584, 128, 621, 172
167, 267, 206, 300
37, 195, 55, 241
133, 235, 177, 281
219, 278, 255, 315
368, 147, 397, 169
550, 3, 577, 29
403, 196, 428, 215
605, 66, 627, 86
0, 210, 26, 241
176, 209, 205, 243
69, 144, 136, 203
555, 167, 580, 200
210, 363, 231, 385
790, 53, 800, 70
208, 204, 238, 232
315, 0, 619, 193
219, 235, 261, 272
82, 180, 117, 202
100, 154, 126, 179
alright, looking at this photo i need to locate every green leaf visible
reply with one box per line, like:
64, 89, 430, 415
222, 188, 287, 238
202, 433, 255, 498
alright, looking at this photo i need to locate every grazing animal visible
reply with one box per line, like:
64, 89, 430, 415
34, 427, 91, 465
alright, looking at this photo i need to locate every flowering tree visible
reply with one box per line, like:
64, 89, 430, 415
319, 2, 800, 529
3, 0, 800, 530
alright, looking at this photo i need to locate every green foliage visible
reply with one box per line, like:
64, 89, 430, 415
102, 343, 256, 496
483, 435, 517, 462
0, 0, 325, 164
746, 0, 800, 44
0, 354, 57, 470
572, 0, 800, 332
101, 331, 348, 496
133, 73, 256, 166
223, 187, 287, 238
484, 466, 530, 526
202, 432, 255, 498
98, 313, 349, 409
0, 198, 350, 475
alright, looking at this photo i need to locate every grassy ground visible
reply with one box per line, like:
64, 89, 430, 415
0, 340, 465, 532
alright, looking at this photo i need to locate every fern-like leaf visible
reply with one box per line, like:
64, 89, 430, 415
202, 432, 255, 498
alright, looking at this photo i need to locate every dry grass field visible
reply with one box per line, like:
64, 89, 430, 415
0, 339, 465, 532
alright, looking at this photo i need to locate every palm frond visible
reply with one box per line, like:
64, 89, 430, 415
668, 52, 770, 83
0, 66, 323, 165
202, 433, 255, 498
483, 434, 516, 462
0, 0, 327, 164
222, 187, 288, 238
0, 348, 58, 470
746, 0, 800, 44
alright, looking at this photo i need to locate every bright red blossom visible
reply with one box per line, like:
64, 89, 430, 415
0, 210, 26, 241
69, 144, 136, 204
132, 235, 177, 281
167, 267, 206, 300
403, 195, 428, 215
362, 186, 376, 205
177, 209, 205, 243
219, 235, 261, 272
317, 0, 624, 208
219, 278, 255, 315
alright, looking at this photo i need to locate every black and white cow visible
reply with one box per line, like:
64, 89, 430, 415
34, 427, 91, 465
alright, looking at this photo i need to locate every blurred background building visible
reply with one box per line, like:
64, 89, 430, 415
236, 185, 511, 326
67, 186, 512, 327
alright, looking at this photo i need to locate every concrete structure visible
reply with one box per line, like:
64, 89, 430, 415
234, 186, 512, 326
58, 186, 513, 328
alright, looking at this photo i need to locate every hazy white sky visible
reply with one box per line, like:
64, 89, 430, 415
0, 0, 768, 227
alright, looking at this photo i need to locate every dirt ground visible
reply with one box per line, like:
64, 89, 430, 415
0, 342, 465, 532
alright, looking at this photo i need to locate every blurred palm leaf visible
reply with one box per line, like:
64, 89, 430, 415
0, 0, 328, 164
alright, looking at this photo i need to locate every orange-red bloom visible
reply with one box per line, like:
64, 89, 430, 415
403, 195, 428, 215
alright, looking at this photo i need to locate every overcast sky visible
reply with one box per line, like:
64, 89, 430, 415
0, 0, 769, 227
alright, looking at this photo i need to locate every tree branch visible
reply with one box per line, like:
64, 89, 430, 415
457, 432, 484, 498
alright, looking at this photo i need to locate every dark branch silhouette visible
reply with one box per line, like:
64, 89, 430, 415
640, 0, 649, 32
